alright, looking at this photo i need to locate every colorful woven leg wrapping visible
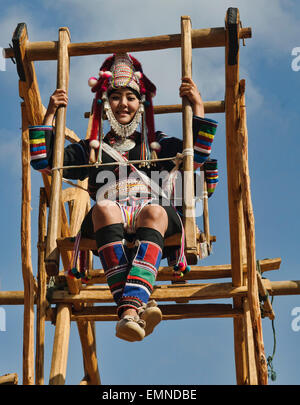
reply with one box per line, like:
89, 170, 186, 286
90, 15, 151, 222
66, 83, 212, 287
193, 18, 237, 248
193, 117, 217, 167
204, 159, 219, 197
96, 223, 129, 305
117, 227, 163, 318
29, 125, 52, 171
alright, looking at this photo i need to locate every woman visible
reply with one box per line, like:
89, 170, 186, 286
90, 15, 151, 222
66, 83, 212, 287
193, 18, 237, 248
29, 53, 218, 342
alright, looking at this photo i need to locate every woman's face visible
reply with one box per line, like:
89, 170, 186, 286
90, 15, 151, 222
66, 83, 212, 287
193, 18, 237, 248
108, 88, 140, 125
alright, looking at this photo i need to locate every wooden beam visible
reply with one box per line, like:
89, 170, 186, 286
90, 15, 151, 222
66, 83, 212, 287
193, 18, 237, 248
225, 7, 249, 385
76, 320, 101, 385
49, 304, 71, 385
50, 282, 249, 304
70, 303, 242, 321
239, 79, 268, 384
225, 8, 244, 288
0, 373, 18, 385
35, 188, 47, 385
45, 27, 70, 276
20, 102, 35, 386
84, 100, 225, 118
243, 298, 258, 384
181, 16, 197, 264
78, 257, 281, 284
1, 279, 299, 307
5, 27, 252, 61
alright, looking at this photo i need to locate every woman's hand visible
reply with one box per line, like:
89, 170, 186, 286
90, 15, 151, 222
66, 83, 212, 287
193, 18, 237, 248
43, 89, 68, 125
179, 77, 204, 118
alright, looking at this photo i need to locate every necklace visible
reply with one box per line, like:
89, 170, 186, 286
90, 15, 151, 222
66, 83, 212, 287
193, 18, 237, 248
112, 138, 136, 152
103, 92, 144, 139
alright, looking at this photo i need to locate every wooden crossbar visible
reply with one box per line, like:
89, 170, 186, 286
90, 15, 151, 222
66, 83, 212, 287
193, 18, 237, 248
5, 27, 251, 61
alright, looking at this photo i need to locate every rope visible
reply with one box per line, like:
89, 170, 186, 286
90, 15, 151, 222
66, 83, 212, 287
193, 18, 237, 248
256, 260, 277, 382
51, 155, 180, 172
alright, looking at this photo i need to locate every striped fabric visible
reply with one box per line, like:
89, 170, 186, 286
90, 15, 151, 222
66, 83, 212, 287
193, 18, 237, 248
204, 159, 218, 197
117, 240, 162, 316
29, 125, 52, 171
194, 117, 217, 168
98, 241, 129, 305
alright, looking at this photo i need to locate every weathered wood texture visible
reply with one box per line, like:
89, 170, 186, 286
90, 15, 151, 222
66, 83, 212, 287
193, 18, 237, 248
35, 188, 47, 385
49, 304, 71, 385
181, 16, 197, 264
5, 27, 252, 61
45, 27, 70, 276
239, 79, 268, 384
21, 102, 35, 385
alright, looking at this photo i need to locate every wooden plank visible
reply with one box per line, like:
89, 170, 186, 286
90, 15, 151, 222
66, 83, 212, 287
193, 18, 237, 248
5, 27, 252, 61
58, 256, 281, 284
85, 100, 225, 118
49, 304, 71, 385
1, 279, 299, 307
239, 79, 268, 384
76, 320, 101, 385
243, 298, 258, 384
20, 102, 35, 386
35, 188, 47, 385
0, 373, 18, 385
45, 27, 70, 276
181, 16, 197, 264
51, 282, 249, 304
257, 271, 275, 320
70, 303, 242, 321
225, 8, 244, 288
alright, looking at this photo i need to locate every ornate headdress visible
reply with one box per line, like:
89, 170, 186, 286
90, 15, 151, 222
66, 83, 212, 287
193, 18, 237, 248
88, 53, 157, 161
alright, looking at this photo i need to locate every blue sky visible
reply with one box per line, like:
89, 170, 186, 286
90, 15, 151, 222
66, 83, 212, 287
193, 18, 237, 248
0, 0, 299, 386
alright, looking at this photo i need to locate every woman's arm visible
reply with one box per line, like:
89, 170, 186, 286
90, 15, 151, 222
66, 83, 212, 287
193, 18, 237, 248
179, 77, 204, 118
43, 89, 68, 125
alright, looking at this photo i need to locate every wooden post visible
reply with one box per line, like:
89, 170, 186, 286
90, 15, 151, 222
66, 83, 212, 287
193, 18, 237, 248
77, 320, 101, 385
21, 102, 35, 385
49, 304, 71, 385
0, 373, 18, 385
225, 7, 244, 287
243, 299, 258, 384
35, 188, 47, 385
45, 27, 70, 276
224, 7, 249, 385
238, 79, 268, 384
181, 16, 197, 264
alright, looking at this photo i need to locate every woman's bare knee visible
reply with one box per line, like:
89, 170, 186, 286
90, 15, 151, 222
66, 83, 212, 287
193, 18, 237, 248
136, 205, 168, 235
92, 200, 122, 231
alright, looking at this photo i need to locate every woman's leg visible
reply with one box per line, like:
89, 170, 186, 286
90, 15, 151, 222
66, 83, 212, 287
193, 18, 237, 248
117, 205, 168, 319
92, 200, 129, 306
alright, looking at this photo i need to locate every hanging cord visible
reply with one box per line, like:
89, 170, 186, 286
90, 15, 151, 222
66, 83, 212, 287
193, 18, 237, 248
256, 260, 277, 381
267, 295, 277, 382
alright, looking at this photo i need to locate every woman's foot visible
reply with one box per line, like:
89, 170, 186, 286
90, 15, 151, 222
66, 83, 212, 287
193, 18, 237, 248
115, 309, 146, 342
138, 300, 162, 337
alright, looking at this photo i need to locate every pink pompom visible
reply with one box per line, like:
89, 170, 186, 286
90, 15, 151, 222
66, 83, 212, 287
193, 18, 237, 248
178, 262, 185, 269
88, 77, 98, 87
150, 141, 161, 152
99, 70, 112, 78
90, 139, 100, 149
135, 71, 143, 79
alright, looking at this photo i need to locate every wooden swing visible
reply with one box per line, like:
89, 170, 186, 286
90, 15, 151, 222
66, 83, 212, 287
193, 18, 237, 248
1, 8, 299, 386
